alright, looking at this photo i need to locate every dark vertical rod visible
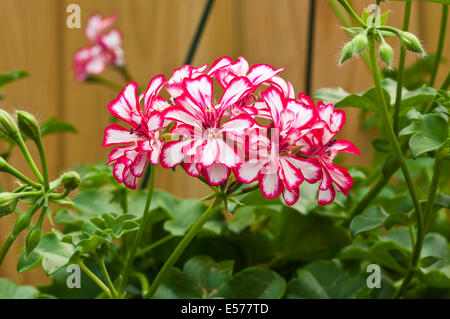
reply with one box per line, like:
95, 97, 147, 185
140, 0, 215, 189
305, 0, 316, 96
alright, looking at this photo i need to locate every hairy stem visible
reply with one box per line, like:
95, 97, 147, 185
136, 234, 175, 257
117, 165, 155, 297
423, 158, 443, 233
337, 0, 367, 28
393, 0, 412, 135
35, 138, 50, 191
428, 4, 448, 88
79, 261, 112, 298
145, 195, 222, 298
369, 33, 424, 299
99, 257, 118, 298
15, 134, 43, 184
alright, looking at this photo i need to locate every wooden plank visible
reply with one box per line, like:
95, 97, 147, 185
0, 0, 61, 285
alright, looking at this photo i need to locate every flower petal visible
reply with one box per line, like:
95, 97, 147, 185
103, 124, 134, 146
285, 157, 321, 183
235, 162, 263, 184
218, 77, 253, 110
107, 82, 140, 126
261, 86, 284, 125
160, 139, 191, 168
143, 74, 166, 113
163, 106, 202, 128
259, 173, 282, 199
130, 152, 148, 177
122, 166, 137, 189
219, 114, 255, 136
201, 163, 230, 186
247, 64, 283, 86
282, 187, 300, 206
200, 139, 219, 168
318, 186, 335, 205
146, 111, 164, 131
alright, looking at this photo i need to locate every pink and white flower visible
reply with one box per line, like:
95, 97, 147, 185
73, 13, 125, 82
103, 75, 166, 188
161, 74, 256, 185
299, 102, 359, 205
235, 87, 321, 205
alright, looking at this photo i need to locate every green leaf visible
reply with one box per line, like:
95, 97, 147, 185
17, 230, 75, 275
399, 113, 448, 158
230, 267, 286, 298
274, 207, 350, 262
387, 249, 410, 269
349, 206, 389, 238
154, 255, 286, 299
0, 70, 28, 88
40, 117, 77, 136
0, 278, 41, 299
313, 82, 392, 112
285, 259, 395, 299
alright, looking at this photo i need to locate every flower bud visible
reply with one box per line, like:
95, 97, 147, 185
0, 192, 17, 204
340, 42, 354, 64
352, 31, 368, 54
0, 110, 19, 139
400, 31, 424, 54
26, 227, 41, 254
378, 42, 393, 67
62, 171, 81, 191
0, 199, 18, 217
12, 212, 32, 236
17, 111, 41, 142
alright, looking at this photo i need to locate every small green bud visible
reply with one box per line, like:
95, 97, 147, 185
352, 31, 368, 54
17, 111, 41, 141
378, 42, 394, 67
0, 110, 19, 139
12, 212, 32, 236
0, 192, 17, 204
400, 31, 424, 54
26, 227, 41, 254
340, 42, 354, 64
0, 199, 18, 217
62, 171, 81, 191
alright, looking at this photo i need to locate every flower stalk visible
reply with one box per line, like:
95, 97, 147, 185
368, 30, 424, 299
117, 165, 156, 297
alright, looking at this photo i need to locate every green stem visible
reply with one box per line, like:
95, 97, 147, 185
0, 161, 41, 189
393, 0, 412, 135
423, 158, 442, 233
79, 261, 112, 298
369, 33, 424, 298
117, 165, 156, 297
230, 183, 260, 197
132, 272, 150, 296
428, 4, 448, 88
86, 75, 124, 91
15, 134, 43, 184
35, 139, 49, 191
115, 66, 134, 83
337, 0, 367, 28
99, 257, 118, 298
136, 234, 175, 257
145, 195, 222, 298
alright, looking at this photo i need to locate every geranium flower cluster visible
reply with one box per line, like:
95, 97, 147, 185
73, 13, 125, 82
103, 56, 359, 205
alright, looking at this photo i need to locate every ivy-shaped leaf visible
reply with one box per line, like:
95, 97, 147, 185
154, 255, 286, 299
17, 230, 74, 275
399, 112, 448, 158
285, 259, 395, 299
